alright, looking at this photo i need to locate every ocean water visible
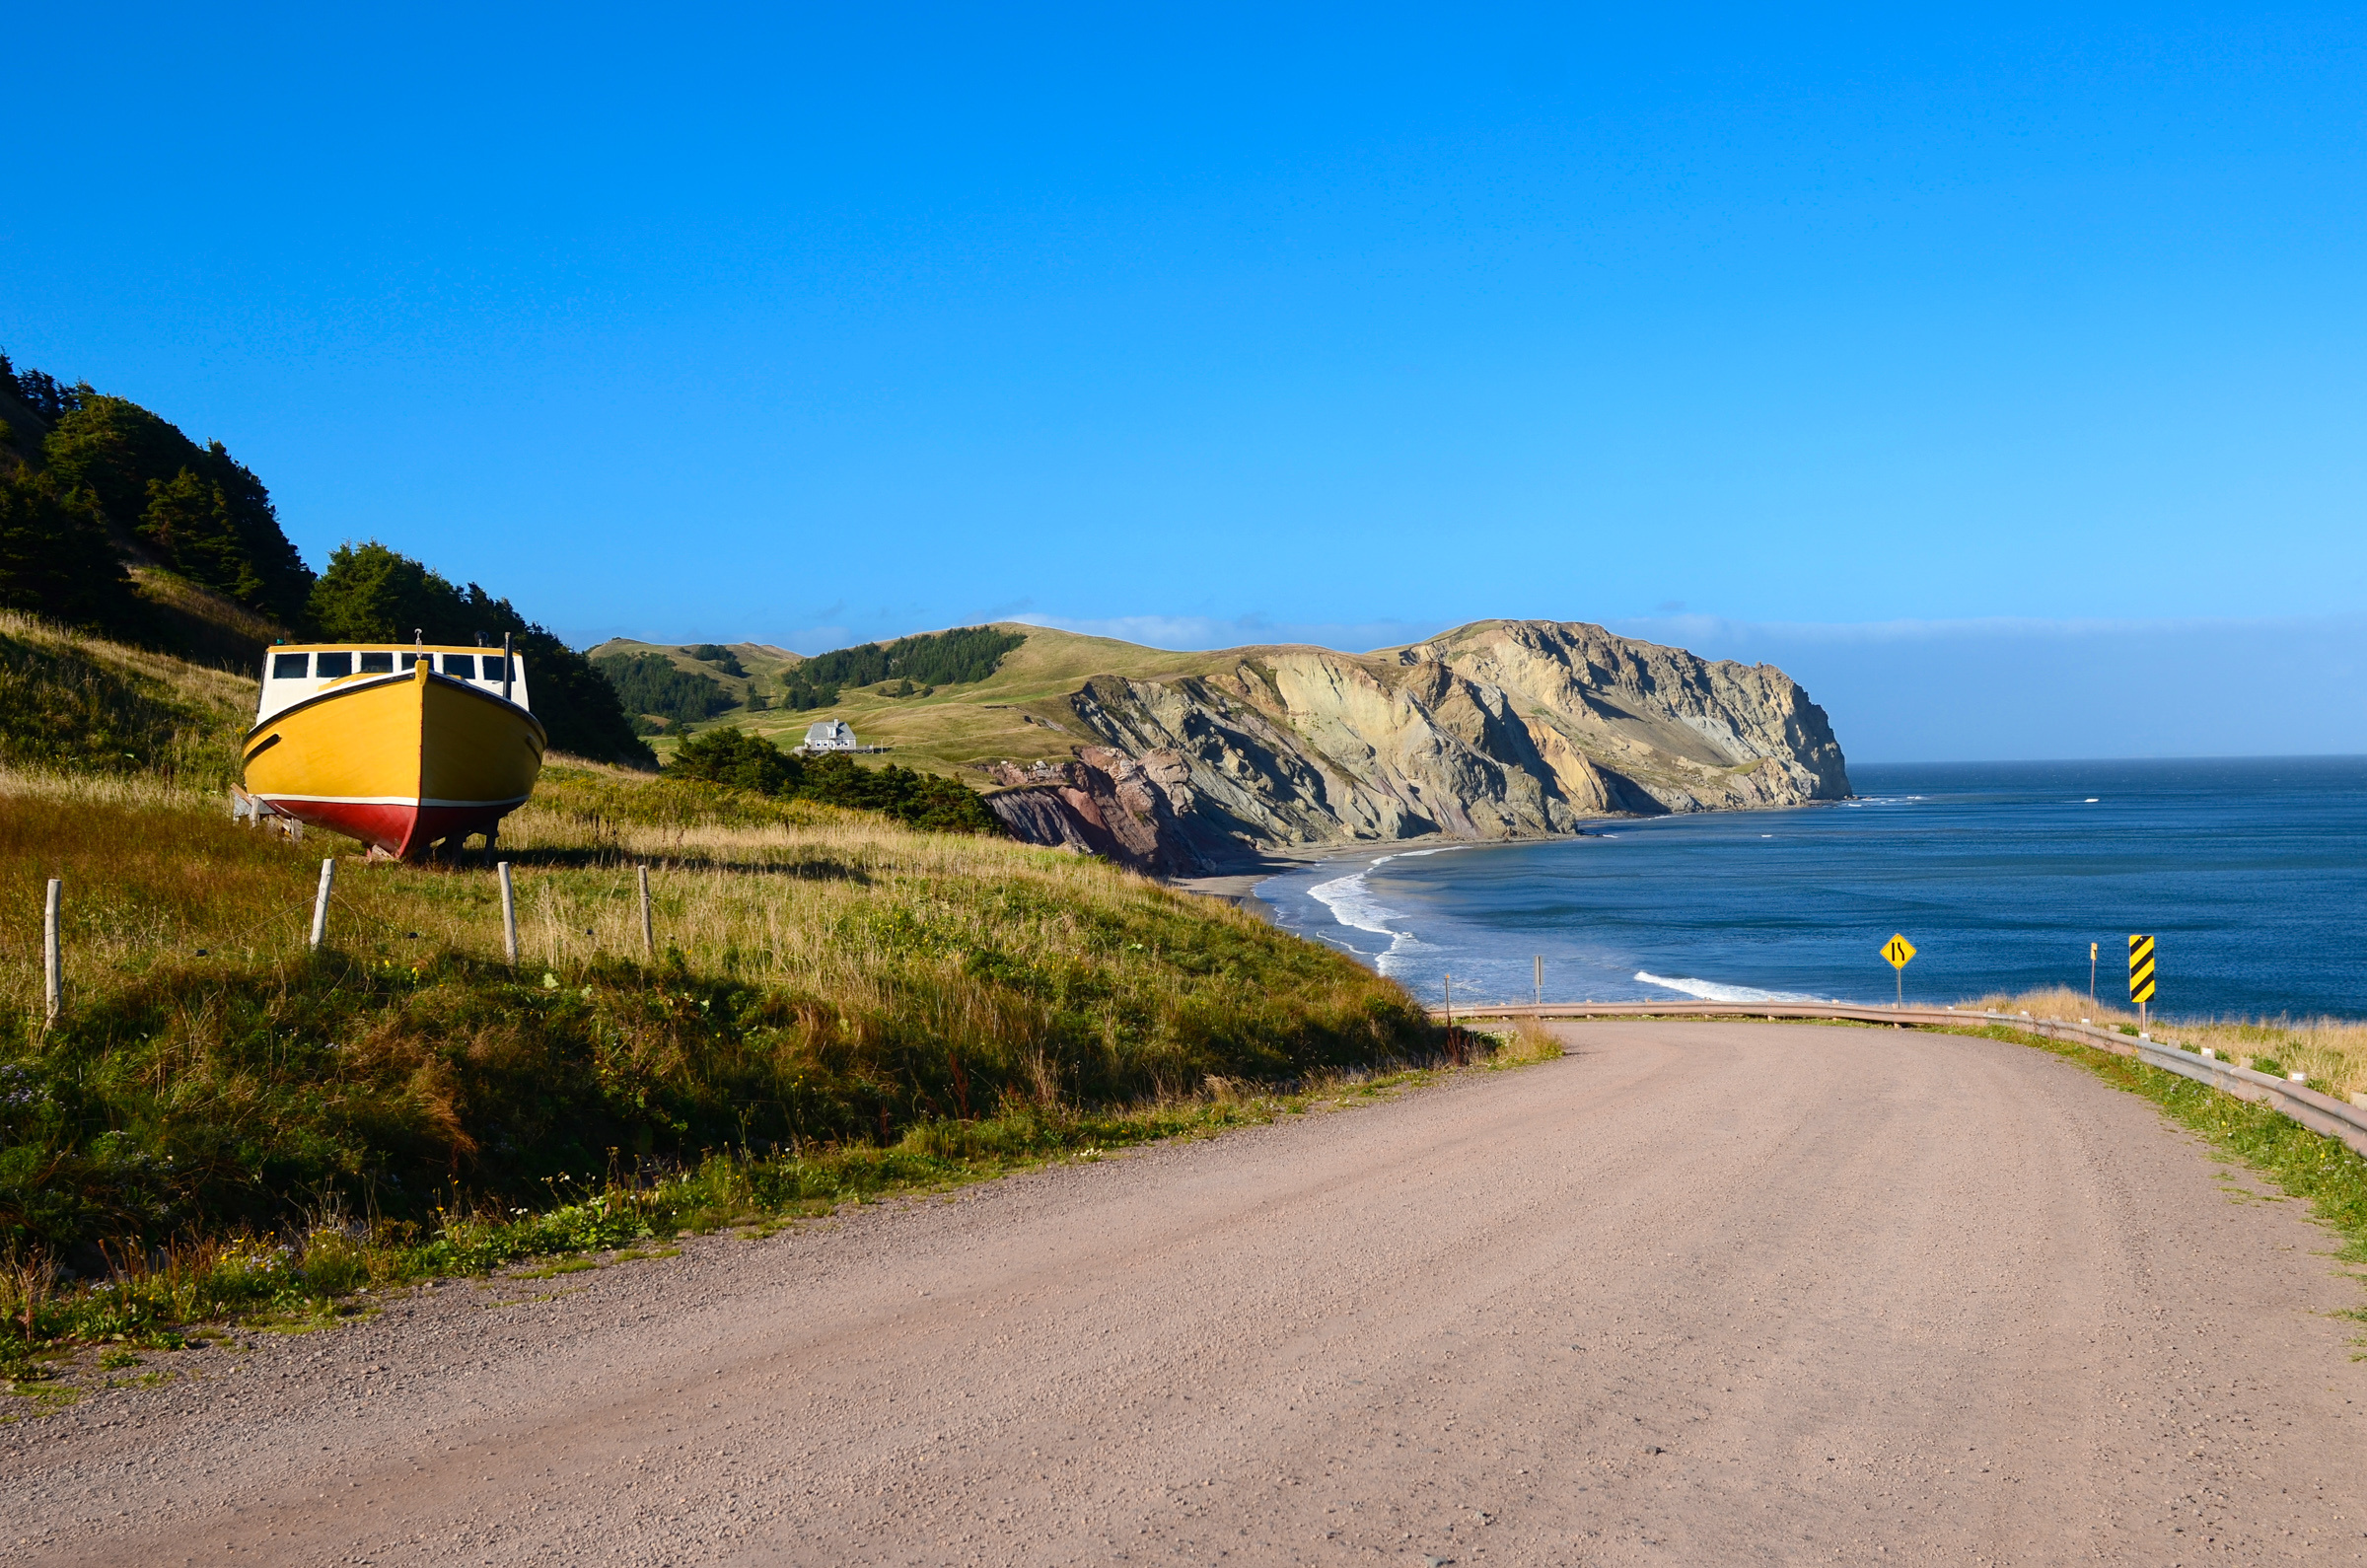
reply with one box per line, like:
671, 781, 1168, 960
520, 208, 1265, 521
1254, 757, 2367, 1021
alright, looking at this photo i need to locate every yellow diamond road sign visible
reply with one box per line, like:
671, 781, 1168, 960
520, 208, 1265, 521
1882, 934, 1916, 969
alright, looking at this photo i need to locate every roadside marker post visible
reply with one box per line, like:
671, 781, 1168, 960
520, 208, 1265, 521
309, 858, 334, 951
42, 878, 61, 1026
2090, 941, 2098, 1003
499, 862, 520, 968
1534, 954, 1542, 1007
2127, 934, 2155, 1030
1881, 934, 1916, 1021
1443, 971, 1452, 1028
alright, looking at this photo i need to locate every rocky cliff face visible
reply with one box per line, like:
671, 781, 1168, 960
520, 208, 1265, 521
979, 619, 1849, 872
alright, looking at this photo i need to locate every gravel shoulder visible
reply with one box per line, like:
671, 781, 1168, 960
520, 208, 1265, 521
8, 1021, 2367, 1565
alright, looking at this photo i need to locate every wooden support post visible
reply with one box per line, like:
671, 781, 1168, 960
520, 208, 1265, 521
498, 862, 519, 967
1534, 954, 1542, 1007
309, 858, 334, 951
637, 864, 654, 956
43, 878, 61, 1025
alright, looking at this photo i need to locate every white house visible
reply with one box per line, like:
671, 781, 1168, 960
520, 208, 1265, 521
802, 719, 858, 751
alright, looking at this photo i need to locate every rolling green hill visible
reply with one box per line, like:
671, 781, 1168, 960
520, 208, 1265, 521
594, 624, 1216, 769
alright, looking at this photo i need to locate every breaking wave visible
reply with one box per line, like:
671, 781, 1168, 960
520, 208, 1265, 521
1634, 970, 1829, 1004
1303, 845, 1476, 974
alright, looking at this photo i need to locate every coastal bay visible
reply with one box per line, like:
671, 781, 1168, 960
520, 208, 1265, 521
1254, 756, 2367, 1022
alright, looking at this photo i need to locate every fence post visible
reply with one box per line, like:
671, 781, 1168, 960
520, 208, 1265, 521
309, 858, 334, 951
499, 861, 519, 967
637, 864, 654, 956
43, 878, 61, 1025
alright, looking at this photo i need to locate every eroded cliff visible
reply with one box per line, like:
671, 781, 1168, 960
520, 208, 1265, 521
977, 619, 1849, 872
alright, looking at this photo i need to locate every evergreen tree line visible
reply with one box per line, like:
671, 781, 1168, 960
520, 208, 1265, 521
592, 651, 738, 733
683, 643, 746, 675
0, 351, 310, 635
778, 625, 1024, 710
0, 346, 652, 766
668, 727, 1003, 835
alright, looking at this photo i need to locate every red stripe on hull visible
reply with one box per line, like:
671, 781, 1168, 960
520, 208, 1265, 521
260, 799, 518, 860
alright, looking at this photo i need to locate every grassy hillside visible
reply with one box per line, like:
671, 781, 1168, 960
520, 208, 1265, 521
588, 639, 805, 733
0, 620, 1439, 1294
607, 623, 1267, 773
0, 609, 254, 787
1, 764, 1429, 1261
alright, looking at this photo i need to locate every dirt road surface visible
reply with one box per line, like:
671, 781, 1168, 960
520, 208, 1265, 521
9, 1021, 2367, 1565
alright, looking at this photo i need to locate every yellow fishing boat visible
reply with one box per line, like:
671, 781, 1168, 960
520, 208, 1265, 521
241, 640, 547, 860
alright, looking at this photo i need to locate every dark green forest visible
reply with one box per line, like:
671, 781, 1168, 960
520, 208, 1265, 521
592, 651, 735, 733
778, 625, 1024, 710
668, 726, 1003, 834
683, 643, 747, 676
0, 351, 312, 630
0, 346, 652, 767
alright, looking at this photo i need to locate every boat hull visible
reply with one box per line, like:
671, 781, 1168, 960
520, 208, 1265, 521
242, 666, 547, 859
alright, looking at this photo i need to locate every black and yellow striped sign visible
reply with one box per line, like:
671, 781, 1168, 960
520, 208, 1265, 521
2127, 934, 2156, 1004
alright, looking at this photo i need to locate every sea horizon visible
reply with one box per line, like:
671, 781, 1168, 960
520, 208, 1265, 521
1253, 754, 2367, 1023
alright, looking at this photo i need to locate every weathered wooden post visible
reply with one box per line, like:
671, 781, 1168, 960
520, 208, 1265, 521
309, 858, 334, 951
42, 878, 62, 1025
637, 864, 654, 956
498, 861, 519, 967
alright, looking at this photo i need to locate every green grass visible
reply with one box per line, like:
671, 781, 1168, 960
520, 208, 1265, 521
628, 622, 1228, 772
1973, 986, 2367, 1100
629, 621, 1356, 774
0, 609, 254, 788
3, 769, 1434, 1261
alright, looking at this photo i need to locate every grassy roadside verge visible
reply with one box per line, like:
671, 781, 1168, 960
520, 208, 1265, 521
1972, 985, 2367, 1101
1, 1023, 1557, 1413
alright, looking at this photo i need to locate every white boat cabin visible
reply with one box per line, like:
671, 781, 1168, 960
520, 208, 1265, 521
255, 645, 533, 725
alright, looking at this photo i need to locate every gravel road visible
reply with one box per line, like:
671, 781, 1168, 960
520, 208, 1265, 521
9, 1021, 2367, 1565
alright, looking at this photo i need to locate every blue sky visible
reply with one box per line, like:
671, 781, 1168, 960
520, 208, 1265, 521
5, 6, 2363, 758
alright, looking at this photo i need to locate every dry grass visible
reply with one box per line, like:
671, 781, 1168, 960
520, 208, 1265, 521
1971, 985, 2367, 1101
0, 760, 1337, 1018
1479, 1017, 1569, 1068
0, 754, 1433, 1258
0, 610, 255, 789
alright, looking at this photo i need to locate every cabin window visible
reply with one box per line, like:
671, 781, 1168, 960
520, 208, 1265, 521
359, 652, 394, 674
317, 652, 354, 678
442, 654, 476, 678
271, 653, 309, 679
482, 656, 510, 681
400, 653, 421, 670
